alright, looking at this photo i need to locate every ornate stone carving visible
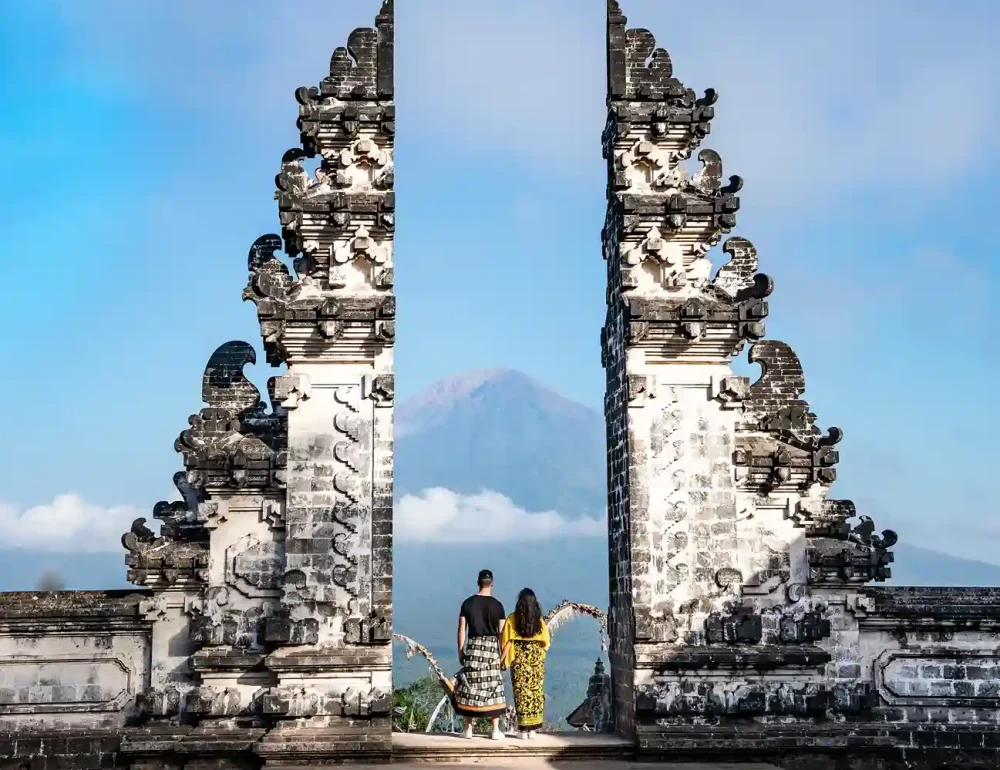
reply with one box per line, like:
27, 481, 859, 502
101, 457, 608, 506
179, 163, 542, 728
364, 373, 394, 406
262, 685, 391, 718
174, 342, 286, 491
704, 607, 764, 645
225, 535, 284, 598
120, 518, 155, 553
344, 611, 392, 646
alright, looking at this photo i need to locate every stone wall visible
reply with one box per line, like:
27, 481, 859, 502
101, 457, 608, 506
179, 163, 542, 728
0, 591, 150, 767
0, 592, 150, 732
602, 79, 636, 730
859, 588, 1000, 732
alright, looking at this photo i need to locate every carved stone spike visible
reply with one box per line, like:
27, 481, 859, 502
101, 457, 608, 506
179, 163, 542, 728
716, 375, 750, 407
713, 237, 758, 298
627, 375, 648, 405
692, 149, 723, 193
377, 320, 396, 340
320, 321, 345, 340
121, 517, 156, 553
366, 374, 394, 406
201, 341, 262, 415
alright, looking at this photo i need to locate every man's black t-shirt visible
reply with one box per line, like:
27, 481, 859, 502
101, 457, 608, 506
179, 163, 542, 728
460, 594, 506, 638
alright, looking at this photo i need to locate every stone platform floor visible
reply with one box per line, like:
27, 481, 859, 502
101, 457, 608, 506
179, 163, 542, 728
360, 757, 780, 770
372, 732, 781, 768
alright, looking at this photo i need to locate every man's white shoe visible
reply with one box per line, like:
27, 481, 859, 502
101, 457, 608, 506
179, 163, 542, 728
490, 729, 505, 741
462, 725, 473, 739
527, 731, 536, 740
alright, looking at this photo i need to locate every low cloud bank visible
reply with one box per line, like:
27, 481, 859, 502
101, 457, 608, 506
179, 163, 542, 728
0, 487, 603, 552
0, 494, 141, 553
396, 487, 603, 544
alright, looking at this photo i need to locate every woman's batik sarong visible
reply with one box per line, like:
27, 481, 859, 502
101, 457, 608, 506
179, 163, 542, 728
510, 639, 545, 731
451, 635, 507, 718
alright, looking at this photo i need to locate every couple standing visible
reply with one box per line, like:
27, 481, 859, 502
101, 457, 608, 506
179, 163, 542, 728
452, 569, 550, 740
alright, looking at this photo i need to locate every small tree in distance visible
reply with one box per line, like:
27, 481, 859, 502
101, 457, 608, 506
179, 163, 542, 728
36, 571, 65, 592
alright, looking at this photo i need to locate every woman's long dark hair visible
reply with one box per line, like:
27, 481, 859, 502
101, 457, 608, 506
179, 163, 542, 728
514, 588, 543, 638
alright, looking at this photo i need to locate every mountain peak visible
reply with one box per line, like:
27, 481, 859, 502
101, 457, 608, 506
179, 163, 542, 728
397, 369, 587, 431
400, 368, 514, 413
394, 368, 606, 514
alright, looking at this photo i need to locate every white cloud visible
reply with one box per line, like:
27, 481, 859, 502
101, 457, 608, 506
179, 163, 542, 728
395, 0, 1000, 205
1, 488, 604, 551
0, 494, 141, 553
396, 488, 603, 544
50, 0, 999, 207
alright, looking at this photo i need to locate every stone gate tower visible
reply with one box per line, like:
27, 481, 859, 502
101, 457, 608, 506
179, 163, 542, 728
119, 1, 397, 765
252, 0, 396, 759
602, 0, 898, 752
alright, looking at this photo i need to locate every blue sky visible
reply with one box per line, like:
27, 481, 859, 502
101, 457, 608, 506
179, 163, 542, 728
0, 0, 998, 564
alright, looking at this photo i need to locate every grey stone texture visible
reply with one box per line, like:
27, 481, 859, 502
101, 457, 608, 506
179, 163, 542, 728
0, 2, 998, 769
601, 1, 1000, 767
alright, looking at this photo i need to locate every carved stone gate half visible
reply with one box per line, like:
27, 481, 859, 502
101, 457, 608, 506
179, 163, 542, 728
599, 0, 998, 762
121, 2, 397, 764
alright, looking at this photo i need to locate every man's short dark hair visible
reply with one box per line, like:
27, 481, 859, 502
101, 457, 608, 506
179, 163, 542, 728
477, 569, 494, 587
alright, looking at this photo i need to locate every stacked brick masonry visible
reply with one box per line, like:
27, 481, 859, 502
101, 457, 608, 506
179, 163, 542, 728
2, 2, 1000, 768
0, 4, 396, 765
603, 211, 636, 734
635, 590, 1000, 765
0, 592, 150, 767
606, 0, 775, 731
859, 587, 1000, 733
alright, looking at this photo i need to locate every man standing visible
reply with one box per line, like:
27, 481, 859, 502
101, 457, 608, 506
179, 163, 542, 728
451, 569, 507, 739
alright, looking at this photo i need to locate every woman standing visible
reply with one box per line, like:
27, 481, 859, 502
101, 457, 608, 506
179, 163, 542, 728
500, 588, 551, 738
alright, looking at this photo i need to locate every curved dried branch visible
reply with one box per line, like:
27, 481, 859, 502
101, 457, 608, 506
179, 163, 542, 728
392, 633, 451, 688
545, 600, 609, 651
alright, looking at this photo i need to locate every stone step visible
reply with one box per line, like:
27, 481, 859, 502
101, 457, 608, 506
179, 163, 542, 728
381, 732, 781, 767
389, 763, 782, 770
391, 731, 631, 763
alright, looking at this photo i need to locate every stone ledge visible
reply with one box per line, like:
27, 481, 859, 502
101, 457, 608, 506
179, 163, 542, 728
255, 721, 392, 766
639, 646, 831, 671
0, 730, 123, 770
864, 587, 1000, 622
636, 722, 1000, 768
264, 647, 391, 672
392, 730, 633, 763
0, 591, 151, 621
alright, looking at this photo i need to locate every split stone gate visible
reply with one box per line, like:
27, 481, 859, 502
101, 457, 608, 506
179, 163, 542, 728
0, 2, 998, 768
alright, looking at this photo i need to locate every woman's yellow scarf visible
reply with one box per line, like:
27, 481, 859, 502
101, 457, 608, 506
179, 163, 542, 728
500, 614, 550, 668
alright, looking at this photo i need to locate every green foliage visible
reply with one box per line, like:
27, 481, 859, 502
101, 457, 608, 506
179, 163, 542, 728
472, 717, 494, 735
392, 676, 456, 733
35, 571, 65, 591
